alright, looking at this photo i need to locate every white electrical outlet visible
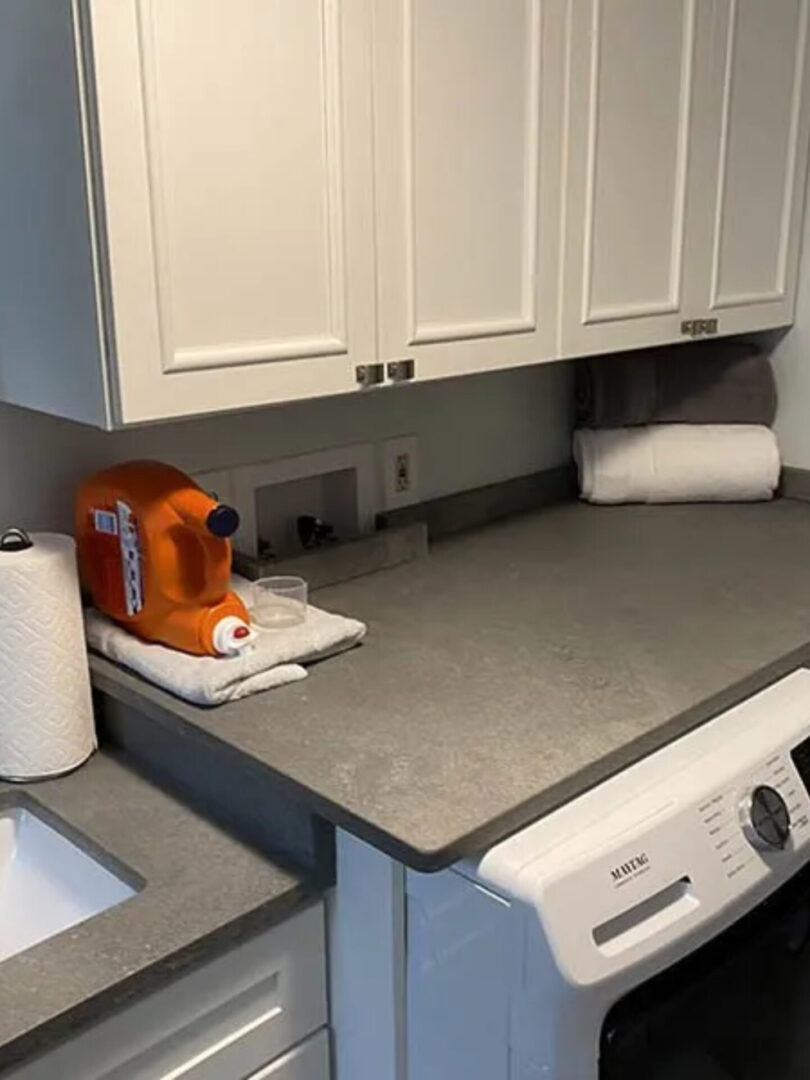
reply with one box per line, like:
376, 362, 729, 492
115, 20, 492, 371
383, 436, 419, 510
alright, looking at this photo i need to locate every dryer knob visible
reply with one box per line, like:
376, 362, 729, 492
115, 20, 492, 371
739, 785, 791, 851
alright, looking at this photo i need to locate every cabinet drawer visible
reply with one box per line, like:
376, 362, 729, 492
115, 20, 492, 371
248, 1029, 330, 1080
9, 903, 326, 1080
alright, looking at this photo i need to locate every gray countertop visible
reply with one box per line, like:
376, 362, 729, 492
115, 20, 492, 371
92, 500, 810, 871
0, 751, 310, 1074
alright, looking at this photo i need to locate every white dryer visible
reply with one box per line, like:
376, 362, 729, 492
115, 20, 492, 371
406, 668, 810, 1079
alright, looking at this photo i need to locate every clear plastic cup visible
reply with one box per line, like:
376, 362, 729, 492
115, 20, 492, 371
251, 576, 308, 630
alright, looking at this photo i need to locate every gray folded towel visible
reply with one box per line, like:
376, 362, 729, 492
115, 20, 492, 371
575, 340, 777, 428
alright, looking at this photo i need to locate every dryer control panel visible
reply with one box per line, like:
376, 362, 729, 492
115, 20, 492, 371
697, 749, 810, 882
475, 668, 810, 990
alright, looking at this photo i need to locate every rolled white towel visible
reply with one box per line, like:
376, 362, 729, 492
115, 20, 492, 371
573, 424, 780, 504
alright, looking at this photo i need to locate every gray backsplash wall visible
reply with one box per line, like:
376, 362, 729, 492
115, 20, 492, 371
0, 362, 574, 534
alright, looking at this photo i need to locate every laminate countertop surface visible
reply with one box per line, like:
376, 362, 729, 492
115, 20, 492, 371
92, 501, 810, 870
0, 752, 311, 1074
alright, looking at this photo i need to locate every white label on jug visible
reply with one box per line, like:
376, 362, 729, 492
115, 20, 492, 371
93, 509, 118, 536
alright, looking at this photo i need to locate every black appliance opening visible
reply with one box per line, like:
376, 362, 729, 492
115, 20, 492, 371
600, 858, 810, 1079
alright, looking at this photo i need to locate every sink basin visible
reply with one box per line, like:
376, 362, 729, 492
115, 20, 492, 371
0, 800, 139, 963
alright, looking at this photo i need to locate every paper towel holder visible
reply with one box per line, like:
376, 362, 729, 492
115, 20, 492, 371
0, 528, 33, 552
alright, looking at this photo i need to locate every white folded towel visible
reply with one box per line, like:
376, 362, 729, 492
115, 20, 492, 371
85, 578, 366, 706
573, 424, 780, 505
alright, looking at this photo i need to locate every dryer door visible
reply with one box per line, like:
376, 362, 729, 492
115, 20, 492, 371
600, 859, 810, 1079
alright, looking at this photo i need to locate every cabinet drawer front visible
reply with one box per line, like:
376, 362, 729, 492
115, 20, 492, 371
248, 1029, 330, 1080
9, 903, 326, 1080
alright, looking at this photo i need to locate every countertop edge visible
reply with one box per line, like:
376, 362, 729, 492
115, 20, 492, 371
91, 642, 810, 873
92, 657, 433, 865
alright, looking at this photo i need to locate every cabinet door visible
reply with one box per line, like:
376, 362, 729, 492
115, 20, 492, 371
560, 0, 715, 356
7, 905, 327, 1080
701, 0, 810, 335
372, 0, 565, 383
87, 0, 376, 424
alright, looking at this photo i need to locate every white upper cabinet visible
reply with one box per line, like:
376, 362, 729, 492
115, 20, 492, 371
561, 0, 715, 356
562, 0, 810, 357
371, 0, 565, 382
1, 0, 809, 425
88, 0, 377, 423
703, 0, 810, 334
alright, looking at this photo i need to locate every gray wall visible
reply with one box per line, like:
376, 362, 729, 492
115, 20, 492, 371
773, 183, 810, 466
0, 362, 574, 534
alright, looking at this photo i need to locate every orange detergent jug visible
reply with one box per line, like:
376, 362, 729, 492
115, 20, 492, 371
75, 461, 254, 657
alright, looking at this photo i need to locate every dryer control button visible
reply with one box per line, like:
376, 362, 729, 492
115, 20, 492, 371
739, 785, 791, 850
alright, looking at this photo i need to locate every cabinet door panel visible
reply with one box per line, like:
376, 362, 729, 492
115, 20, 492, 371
707, 0, 810, 331
587, 1, 693, 318
561, 0, 712, 355
145, 0, 345, 366
89, 0, 376, 422
373, 0, 564, 381
408, 0, 538, 339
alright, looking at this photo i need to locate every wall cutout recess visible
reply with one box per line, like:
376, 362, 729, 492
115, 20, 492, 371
195, 445, 426, 589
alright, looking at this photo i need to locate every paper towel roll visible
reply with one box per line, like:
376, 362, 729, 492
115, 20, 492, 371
0, 532, 96, 781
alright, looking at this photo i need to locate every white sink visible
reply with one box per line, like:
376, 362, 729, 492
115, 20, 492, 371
0, 802, 138, 963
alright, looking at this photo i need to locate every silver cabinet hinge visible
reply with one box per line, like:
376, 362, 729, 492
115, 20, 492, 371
355, 363, 385, 388
386, 359, 416, 383
681, 318, 718, 338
